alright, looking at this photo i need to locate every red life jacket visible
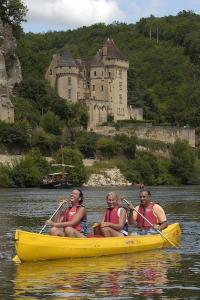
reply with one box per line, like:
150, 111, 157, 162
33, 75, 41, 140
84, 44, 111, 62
136, 202, 158, 229
104, 207, 120, 223
62, 206, 84, 232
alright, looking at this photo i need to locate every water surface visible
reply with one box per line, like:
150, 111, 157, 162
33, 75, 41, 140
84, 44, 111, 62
0, 186, 199, 299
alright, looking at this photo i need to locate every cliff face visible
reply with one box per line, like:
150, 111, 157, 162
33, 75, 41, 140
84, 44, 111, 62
0, 21, 22, 92
0, 19, 22, 122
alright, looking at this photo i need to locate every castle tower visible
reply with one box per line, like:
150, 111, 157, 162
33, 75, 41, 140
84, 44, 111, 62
101, 38, 129, 121
46, 49, 79, 103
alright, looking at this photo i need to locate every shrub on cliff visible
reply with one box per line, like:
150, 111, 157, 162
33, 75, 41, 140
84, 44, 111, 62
9, 149, 50, 187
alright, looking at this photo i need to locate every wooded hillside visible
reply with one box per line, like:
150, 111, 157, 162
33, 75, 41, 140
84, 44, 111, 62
17, 10, 200, 128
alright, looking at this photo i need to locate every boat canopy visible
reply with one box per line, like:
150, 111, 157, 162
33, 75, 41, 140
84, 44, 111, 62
51, 164, 75, 168
47, 172, 68, 177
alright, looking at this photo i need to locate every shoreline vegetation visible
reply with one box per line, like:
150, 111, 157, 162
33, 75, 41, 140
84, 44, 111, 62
0, 137, 199, 188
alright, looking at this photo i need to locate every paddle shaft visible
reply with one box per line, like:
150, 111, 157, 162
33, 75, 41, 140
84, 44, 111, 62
13, 200, 67, 263
122, 198, 178, 248
39, 200, 66, 234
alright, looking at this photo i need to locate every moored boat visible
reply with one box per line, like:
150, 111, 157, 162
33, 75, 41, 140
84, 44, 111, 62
40, 172, 73, 189
14, 223, 181, 262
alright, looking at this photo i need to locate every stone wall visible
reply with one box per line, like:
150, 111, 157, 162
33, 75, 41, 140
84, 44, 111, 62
94, 124, 196, 147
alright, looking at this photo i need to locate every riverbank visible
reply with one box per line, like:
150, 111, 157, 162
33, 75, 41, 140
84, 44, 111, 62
84, 167, 132, 187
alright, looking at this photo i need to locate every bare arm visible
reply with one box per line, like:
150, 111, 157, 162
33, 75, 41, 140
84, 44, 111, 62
153, 204, 168, 230
101, 208, 127, 231
128, 205, 139, 225
46, 207, 86, 228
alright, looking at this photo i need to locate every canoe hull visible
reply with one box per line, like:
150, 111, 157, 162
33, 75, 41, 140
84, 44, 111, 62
14, 223, 181, 262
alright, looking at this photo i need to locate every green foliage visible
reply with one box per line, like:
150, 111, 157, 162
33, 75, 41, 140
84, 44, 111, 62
169, 139, 196, 184
0, 121, 30, 153
53, 147, 86, 186
0, 163, 13, 187
9, 149, 50, 187
0, 0, 27, 29
12, 96, 40, 127
114, 134, 137, 159
40, 111, 62, 135
96, 137, 121, 159
16, 16, 200, 127
31, 128, 60, 156
75, 131, 99, 158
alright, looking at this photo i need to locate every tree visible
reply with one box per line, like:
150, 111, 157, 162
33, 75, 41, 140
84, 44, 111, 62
169, 139, 196, 184
75, 131, 98, 158
40, 112, 62, 136
0, 0, 27, 29
96, 137, 121, 159
53, 147, 86, 186
10, 149, 50, 187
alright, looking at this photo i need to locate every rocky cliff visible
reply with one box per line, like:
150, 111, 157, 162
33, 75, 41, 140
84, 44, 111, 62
0, 19, 22, 122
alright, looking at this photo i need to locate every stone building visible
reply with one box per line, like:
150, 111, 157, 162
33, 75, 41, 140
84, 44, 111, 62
45, 38, 143, 129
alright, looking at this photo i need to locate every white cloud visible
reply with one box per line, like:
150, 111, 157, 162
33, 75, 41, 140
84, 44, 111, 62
129, 0, 167, 20
24, 0, 124, 28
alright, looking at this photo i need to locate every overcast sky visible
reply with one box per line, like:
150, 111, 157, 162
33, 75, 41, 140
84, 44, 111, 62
22, 0, 200, 33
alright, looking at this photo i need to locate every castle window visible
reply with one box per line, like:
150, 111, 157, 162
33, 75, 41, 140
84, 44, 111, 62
119, 94, 122, 104
101, 85, 104, 91
102, 71, 104, 76
119, 70, 122, 79
68, 77, 71, 85
94, 71, 97, 76
92, 85, 95, 91
68, 89, 71, 99
50, 69, 52, 75
109, 72, 111, 78
119, 82, 122, 90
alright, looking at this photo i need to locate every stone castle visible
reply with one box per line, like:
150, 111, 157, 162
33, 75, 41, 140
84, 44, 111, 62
45, 38, 143, 129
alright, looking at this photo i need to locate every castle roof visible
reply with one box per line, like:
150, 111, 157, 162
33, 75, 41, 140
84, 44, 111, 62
103, 38, 127, 60
90, 50, 104, 67
57, 48, 77, 67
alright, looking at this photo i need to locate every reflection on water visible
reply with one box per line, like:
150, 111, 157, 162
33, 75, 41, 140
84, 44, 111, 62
0, 186, 200, 299
14, 250, 180, 299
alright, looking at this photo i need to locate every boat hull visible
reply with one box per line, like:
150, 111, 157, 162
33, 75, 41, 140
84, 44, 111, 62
40, 181, 73, 189
14, 223, 181, 262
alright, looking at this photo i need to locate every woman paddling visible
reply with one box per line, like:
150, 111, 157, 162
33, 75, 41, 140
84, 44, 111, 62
94, 192, 128, 237
45, 189, 87, 237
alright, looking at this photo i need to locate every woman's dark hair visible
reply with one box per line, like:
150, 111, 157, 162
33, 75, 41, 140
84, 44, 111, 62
77, 189, 84, 204
139, 188, 151, 196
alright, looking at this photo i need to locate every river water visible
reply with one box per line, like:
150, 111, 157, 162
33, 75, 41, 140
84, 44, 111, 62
0, 186, 199, 299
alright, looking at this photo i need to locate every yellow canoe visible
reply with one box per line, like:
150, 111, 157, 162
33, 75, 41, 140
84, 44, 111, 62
14, 223, 181, 262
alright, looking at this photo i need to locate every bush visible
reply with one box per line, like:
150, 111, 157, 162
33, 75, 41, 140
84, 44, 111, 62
0, 163, 13, 187
9, 149, 50, 187
53, 147, 86, 186
169, 139, 196, 184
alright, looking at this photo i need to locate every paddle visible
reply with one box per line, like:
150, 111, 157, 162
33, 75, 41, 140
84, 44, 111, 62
39, 199, 67, 234
13, 199, 67, 263
121, 197, 179, 249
